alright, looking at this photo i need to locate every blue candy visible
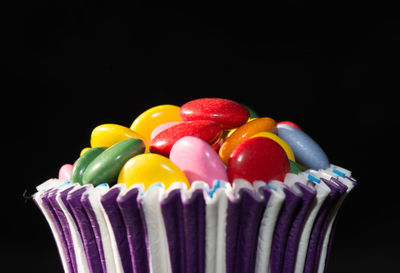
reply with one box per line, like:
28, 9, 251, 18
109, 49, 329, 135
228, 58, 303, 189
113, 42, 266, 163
277, 124, 330, 170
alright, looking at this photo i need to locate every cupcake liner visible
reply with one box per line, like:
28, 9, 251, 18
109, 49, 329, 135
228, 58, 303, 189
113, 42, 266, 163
117, 187, 149, 273
33, 180, 72, 273
80, 186, 107, 273
34, 165, 356, 273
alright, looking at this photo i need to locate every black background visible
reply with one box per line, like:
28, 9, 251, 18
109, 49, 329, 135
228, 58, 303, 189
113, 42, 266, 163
3, 1, 400, 272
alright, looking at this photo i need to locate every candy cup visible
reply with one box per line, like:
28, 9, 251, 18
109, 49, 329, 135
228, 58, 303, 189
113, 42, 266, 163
227, 136, 290, 183
170, 136, 228, 187
277, 124, 329, 170
58, 164, 73, 181
71, 147, 106, 184
82, 138, 145, 186
219, 117, 277, 164
130, 104, 182, 142
180, 98, 249, 129
150, 120, 222, 157
118, 153, 190, 189
251, 131, 295, 161
277, 121, 302, 131
150, 121, 182, 141
90, 124, 149, 152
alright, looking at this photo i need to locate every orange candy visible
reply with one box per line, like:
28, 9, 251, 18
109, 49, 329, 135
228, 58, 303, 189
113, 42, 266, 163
218, 117, 277, 164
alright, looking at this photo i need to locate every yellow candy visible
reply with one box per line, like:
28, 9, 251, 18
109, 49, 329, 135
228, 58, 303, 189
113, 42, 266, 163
130, 105, 182, 142
251, 131, 295, 161
80, 147, 91, 156
90, 124, 149, 152
117, 153, 190, 189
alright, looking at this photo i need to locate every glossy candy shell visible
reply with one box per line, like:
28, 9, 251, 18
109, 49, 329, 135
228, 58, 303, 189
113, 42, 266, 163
130, 105, 182, 142
180, 98, 249, 129
219, 117, 277, 164
118, 153, 189, 189
277, 124, 329, 170
82, 138, 145, 186
150, 120, 222, 157
90, 124, 148, 151
169, 136, 228, 187
58, 164, 74, 182
71, 147, 106, 184
251, 131, 295, 161
227, 136, 290, 183
277, 121, 302, 131
150, 121, 182, 141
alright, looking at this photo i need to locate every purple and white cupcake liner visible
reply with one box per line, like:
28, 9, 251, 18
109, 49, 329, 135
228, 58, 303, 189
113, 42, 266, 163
33, 165, 356, 273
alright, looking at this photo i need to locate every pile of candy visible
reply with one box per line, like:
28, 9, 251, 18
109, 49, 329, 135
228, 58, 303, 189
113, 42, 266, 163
58, 98, 330, 190
36, 97, 356, 273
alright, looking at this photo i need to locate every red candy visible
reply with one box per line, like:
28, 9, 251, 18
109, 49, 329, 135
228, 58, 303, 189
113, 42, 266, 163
227, 136, 290, 184
150, 120, 222, 157
180, 98, 249, 130
277, 121, 302, 131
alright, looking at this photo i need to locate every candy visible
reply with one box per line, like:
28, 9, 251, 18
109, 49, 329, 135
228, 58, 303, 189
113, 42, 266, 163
150, 121, 182, 141
277, 124, 329, 170
180, 98, 249, 129
118, 153, 189, 189
82, 138, 145, 186
227, 137, 290, 183
219, 117, 277, 164
80, 147, 91, 156
130, 105, 182, 142
71, 147, 106, 184
150, 120, 222, 157
170, 136, 228, 187
90, 124, 148, 152
289, 160, 302, 174
277, 121, 302, 131
243, 104, 259, 119
251, 131, 295, 161
58, 164, 73, 181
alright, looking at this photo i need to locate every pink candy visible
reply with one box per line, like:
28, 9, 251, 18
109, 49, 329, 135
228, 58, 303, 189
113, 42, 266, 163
58, 164, 74, 182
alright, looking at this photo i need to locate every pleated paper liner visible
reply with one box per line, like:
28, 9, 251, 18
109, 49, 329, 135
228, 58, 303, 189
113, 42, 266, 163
33, 165, 356, 273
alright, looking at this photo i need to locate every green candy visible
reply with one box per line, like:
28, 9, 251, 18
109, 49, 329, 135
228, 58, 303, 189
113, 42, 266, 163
242, 104, 259, 119
71, 147, 107, 184
82, 138, 145, 186
289, 160, 302, 174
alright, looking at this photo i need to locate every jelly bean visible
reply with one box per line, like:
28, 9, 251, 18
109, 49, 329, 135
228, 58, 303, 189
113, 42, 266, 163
71, 147, 106, 184
243, 104, 259, 119
117, 153, 189, 189
251, 131, 295, 161
227, 137, 290, 183
277, 121, 302, 131
225, 118, 257, 139
150, 120, 222, 157
82, 138, 145, 186
90, 124, 148, 152
130, 105, 182, 142
180, 98, 249, 129
289, 160, 302, 174
219, 117, 277, 164
58, 164, 73, 182
277, 124, 329, 170
150, 121, 182, 141
80, 147, 91, 156
170, 136, 228, 187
